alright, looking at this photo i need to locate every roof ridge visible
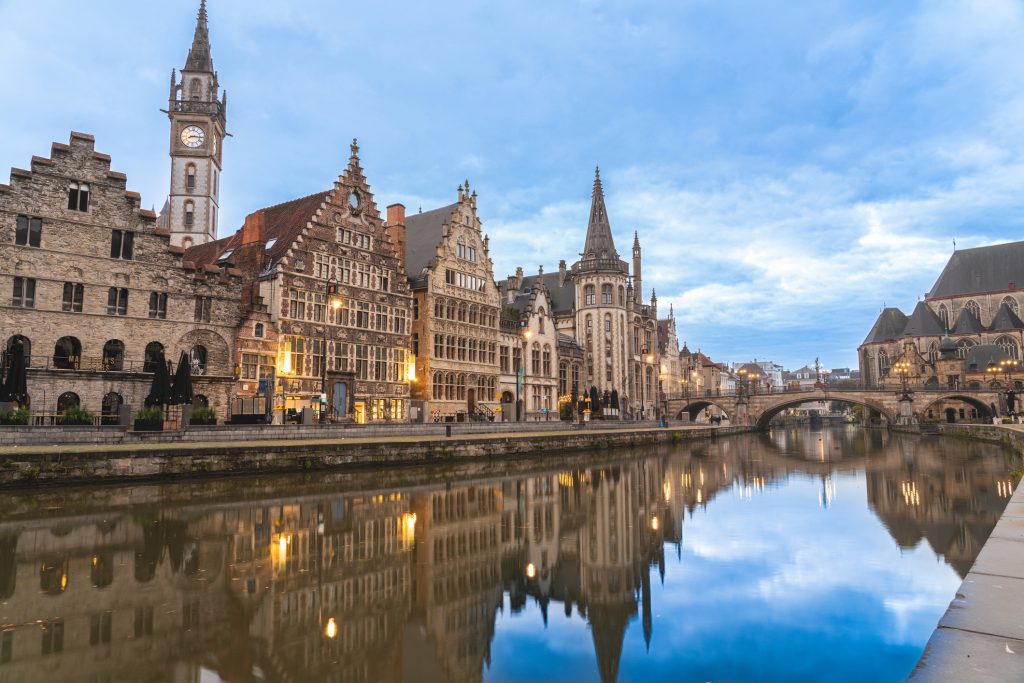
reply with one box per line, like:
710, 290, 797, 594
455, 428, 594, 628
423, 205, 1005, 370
256, 190, 330, 215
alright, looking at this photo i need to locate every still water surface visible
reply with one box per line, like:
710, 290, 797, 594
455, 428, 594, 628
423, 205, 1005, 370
0, 427, 1020, 683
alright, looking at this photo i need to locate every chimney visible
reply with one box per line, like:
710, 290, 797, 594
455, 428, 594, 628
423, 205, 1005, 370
241, 210, 265, 246
386, 203, 407, 271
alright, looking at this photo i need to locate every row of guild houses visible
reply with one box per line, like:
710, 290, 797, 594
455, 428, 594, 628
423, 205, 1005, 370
0, 2, 683, 425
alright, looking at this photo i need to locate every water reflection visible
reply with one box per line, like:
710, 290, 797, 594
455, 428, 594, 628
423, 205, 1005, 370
0, 427, 1017, 683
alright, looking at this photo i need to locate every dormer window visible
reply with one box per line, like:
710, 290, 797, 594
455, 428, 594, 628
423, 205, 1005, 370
67, 182, 89, 211
216, 249, 234, 263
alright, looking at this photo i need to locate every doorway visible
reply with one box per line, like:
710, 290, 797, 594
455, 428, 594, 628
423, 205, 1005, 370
354, 401, 366, 425
945, 408, 957, 423
467, 388, 476, 414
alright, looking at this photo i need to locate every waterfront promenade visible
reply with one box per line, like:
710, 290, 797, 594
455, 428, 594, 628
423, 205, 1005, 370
909, 423, 1024, 682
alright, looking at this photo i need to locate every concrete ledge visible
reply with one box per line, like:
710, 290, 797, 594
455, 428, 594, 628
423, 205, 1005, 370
0, 424, 750, 488
908, 424, 1024, 682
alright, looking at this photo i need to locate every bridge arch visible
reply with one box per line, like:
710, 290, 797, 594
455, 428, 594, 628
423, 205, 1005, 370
919, 394, 994, 423
754, 395, 894, 430
676, 399, 731, 422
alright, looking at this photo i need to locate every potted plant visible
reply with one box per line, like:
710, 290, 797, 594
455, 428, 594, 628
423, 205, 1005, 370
58, 405, 95, 426
134, 406, 164, 432
188, 406, 217, 426
0, 408, 29, 426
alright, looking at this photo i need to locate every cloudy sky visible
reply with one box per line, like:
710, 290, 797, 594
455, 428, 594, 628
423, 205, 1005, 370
3, 0, 1024, 369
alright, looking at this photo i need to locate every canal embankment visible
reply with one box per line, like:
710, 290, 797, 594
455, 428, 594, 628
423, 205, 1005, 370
909, 423, 1024, 682
0, 422, 752, 488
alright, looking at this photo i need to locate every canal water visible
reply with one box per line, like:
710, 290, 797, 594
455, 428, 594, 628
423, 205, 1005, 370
0, 427, 1019, 683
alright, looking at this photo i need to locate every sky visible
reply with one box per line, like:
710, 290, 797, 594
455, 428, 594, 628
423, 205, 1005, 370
2, 0, 1024, 370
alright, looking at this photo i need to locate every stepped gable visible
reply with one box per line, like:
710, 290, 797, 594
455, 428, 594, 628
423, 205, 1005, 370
902, 301, 946, 337
862, 307, 908, 344
929, 240, 1024, 298
951, 307, 985, 335
988, 302, 1024, 331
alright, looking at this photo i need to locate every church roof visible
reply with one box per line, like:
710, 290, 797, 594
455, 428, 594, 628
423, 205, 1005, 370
588, 602, 635, 683
988, 302, 1024, 331
951, 307, 985, 335
964, 344, 1010, 372
928, 241, 1024, 299
863, 307, 908, 344
902, 301, 946, 338
184, 0, 214, 73
403, 203, 458, 284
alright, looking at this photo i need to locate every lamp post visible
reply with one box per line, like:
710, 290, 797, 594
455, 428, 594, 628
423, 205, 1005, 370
517, 328, 532, 422
1002, 358, 1019, 420
320, 278, 343, 424
893, 358, 912, 398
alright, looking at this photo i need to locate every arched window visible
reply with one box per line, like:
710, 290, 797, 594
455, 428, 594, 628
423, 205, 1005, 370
618, 286, 625, 306
584, 285, 595, 306
601, 284, 613, 304
996, 335, 1020, 360
254, 322, 264, 338
938, 304, 949, 329
458, 302, 467, 322
53, 336, 81, 370
102, 339, 125, 371
965, 299, 981, 322
435, 298, 445, 319
1001, 296, 1019, 315
56, 392, 80, 413
927, 342, 938, 363
193, 394, 209, 408
184, 200, 195, 227
446, 300, 456, 320
144, 342, 164, 373
531, 343, 541, 375
186, 163, 197, 190
5, 335, 30, 366
101, 392, 123, 426
190, 346, 207, 375
189, 78, 200, 99
457, 374, 466, 400
878, 350, 890, 378
182, 237, 194, 249
956, 338, 976, 359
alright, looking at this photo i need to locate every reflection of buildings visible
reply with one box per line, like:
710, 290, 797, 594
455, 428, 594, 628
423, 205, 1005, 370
0, 431, 1017, 682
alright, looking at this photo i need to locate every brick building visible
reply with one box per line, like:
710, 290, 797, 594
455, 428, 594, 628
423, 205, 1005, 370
0, 132, 243, 422
404, 183, 501, 421
186, 142, 413, 423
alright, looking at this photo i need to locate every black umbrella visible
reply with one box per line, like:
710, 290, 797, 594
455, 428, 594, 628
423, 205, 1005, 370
144, 350, 172, 407
170, 352, 193, 405
1007, 390, 1017, 413
610, 389, 620, 410
3, 340, 28, 406
589, 386, 598, 409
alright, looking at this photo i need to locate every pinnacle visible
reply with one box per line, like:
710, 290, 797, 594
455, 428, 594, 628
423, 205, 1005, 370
349, 138, 359, 158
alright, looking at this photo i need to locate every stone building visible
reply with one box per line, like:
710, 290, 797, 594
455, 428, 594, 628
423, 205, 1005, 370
0, 131, 242, 422
656, 305, 683, 400
404, 183, 501, 421
860, 241, 1024, 392
186, 141, 413, 423
496, 169, 661, 420
498, 268, 560, 420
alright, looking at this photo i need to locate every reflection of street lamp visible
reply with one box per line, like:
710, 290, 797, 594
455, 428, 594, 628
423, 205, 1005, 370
320, 278, 344, 424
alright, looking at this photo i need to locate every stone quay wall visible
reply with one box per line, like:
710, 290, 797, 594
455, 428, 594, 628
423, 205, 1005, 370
0, 424, 752, 488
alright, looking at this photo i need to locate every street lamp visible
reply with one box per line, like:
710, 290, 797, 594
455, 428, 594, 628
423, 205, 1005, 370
320, 278, 343, 424
517, 328, 532, 422
893, 358, 912, 398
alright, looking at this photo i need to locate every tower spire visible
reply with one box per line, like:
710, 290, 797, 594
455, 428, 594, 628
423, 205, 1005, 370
184, 0, 214, 73
582, 165, 618, 259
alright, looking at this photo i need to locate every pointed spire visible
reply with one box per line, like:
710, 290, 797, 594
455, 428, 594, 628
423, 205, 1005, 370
582, 166, 619, 260
184, 0, 214, 73
633, 230, 640, 249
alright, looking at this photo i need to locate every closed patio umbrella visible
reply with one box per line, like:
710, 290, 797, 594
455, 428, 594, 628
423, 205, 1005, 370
170, 351, 193, 405
3, 341, 28, 406
144, 350, 172, 407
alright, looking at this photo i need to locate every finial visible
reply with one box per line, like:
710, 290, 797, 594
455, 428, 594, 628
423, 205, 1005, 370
198, 0, 207, 22
349, 138, 359, 158
538, 265, 544, 276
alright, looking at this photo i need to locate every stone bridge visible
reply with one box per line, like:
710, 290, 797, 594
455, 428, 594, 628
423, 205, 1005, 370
666, 387, 1003, 430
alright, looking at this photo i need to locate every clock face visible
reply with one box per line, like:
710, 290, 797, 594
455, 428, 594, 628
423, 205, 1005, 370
180, 125, 206, 148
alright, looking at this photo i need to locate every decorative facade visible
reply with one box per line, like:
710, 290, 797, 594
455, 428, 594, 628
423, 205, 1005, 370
404, 183, 501, 420
498, 269, 559, 420
186, 141, 413, 423
0, 132, 243, 422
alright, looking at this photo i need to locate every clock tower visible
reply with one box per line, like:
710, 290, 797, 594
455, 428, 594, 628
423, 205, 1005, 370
165, 0, 226, 248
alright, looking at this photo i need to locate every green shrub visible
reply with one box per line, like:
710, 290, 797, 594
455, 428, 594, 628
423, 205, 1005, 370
0, 408, 29, 425
58, 405, 94, 426
134, 406, 164, 422
189, 406, 217, 425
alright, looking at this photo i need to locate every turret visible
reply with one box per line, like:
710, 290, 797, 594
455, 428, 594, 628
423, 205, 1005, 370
633, 231, 643, 304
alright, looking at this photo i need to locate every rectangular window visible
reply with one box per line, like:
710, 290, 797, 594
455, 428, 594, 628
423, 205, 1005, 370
355, 344, 369, 380
62, 282, 84, 312
287, 289, 307, 320
41, 620, 63, 655
512, 347, 522, 374
413, 298, 419, 320
15, 215, 42, 247
134, 606, 154, 638
312, 293, 325, 323
67, 182, 89, 211
149, 292, 168, 319
89, 612, 112, 646
374, 304, 387, 331
394, 308, 407, 334
110, 229, 134, 259
107, 287, 128, 315
434, 334, 444, 359
332, 342, 351, 372
374, 347, 387, 381
12, 277, 36, 308
311, 339, 325, 378
194, 296, 212, 322
356, 302, 370, 329
314, 253, 330, 279
242, 353, 259, 380
283, 336, 305, 375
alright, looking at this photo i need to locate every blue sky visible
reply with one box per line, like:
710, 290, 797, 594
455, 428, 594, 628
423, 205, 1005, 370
3, 0, 1024, 369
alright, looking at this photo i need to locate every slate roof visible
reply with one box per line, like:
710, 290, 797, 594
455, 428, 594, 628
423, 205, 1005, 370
403, 203, 457, 285
184, 191, 330, 273
951, 307, 985, 335
963, 344, 1010, 372
499, 272, 576, 314
903, 301, 946, 337
863, 307, 908, 344
988, 302, 1024, 331
184, 0, 214, 73
582, 168, 619, 260
928, 241, 1024, 299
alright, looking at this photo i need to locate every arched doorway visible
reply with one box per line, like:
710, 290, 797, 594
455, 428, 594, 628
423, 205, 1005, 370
53, 337, 81, 370
144, 342, 164, 373
101, 392, 123, 426
5, 335, 30, 366
102, 340, 124, 371
57, 391, 80, 413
